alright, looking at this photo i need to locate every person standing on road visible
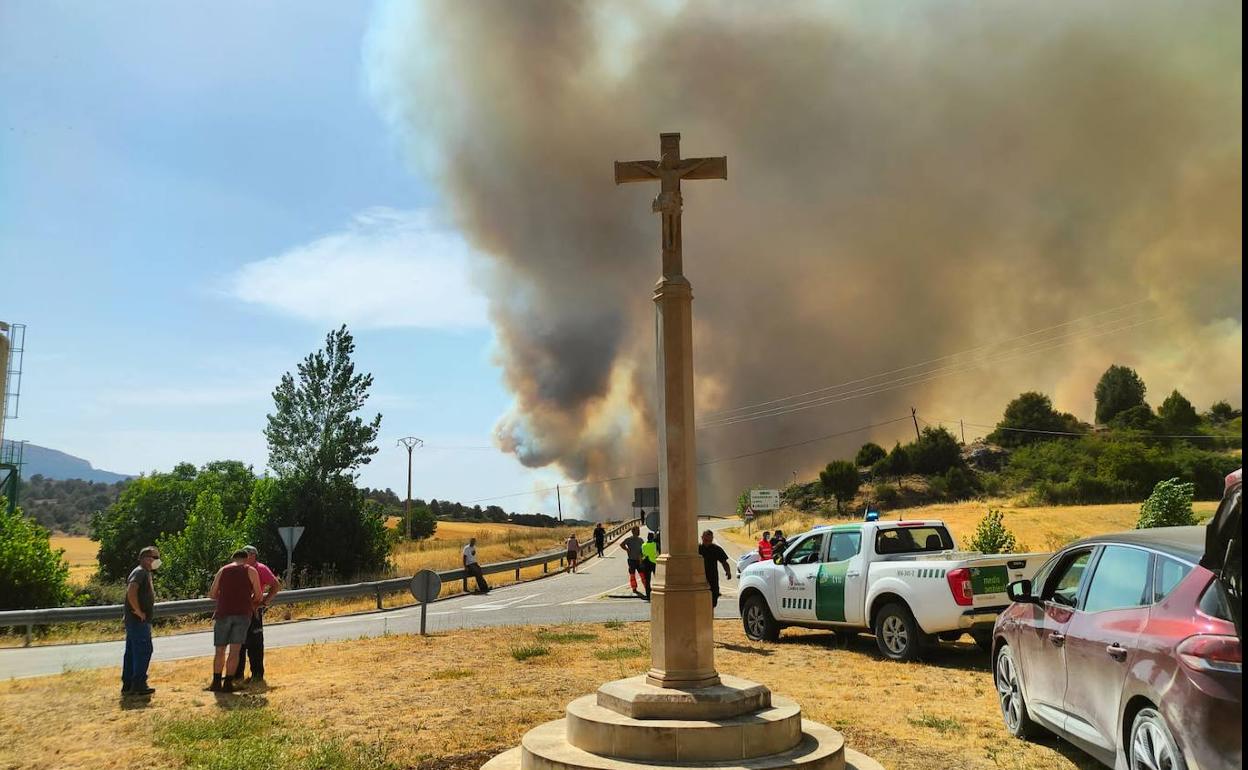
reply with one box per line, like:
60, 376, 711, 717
208, 549, 262, 692
232, 545, 280, 687
699, 530, 732, 608
758, 531, 773, 561
121, 545, 160, 697
593, 523, 606, 558
566, 533, 580, 573
619, 526, 646, 596
463, 537, 490, 594
640, 533, 659, 600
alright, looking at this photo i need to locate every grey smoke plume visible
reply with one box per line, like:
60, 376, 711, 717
365, 0, 1242, 516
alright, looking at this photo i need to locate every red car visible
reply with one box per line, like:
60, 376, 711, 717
992, 475, 1242, 770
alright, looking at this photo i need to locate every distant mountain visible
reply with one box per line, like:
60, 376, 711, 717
2, 441, 133, 483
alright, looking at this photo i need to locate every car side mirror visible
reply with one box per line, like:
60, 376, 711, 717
1007, 579, 1039, 604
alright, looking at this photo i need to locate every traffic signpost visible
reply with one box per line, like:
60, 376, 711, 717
409, 569, 442, 635
278, 525, 305, 585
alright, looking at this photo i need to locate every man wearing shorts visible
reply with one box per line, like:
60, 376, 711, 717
232, 545, 280, 686
208, 549, 262, 692
619, 526, 646, 596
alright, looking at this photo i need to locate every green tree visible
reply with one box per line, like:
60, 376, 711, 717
1207, 401, 1240, 425
265, 325, 382, 483
1137, 478, 1196, 529
0, 498, 74, 610
989, 392, 1086, 447
407, 504, 438, 540
875, 441, 912, 481
908, 426, 963, 475
944, 466, 978, 499
819, 460, 860, 513
1157, 390, 1200, 435
91, 461, 256, 581
1109, 404, 1161, 433
1094, 365, 1147, 425
155, 492, 245, 599
965, 509, 1018, 554
855, 443, 887, 468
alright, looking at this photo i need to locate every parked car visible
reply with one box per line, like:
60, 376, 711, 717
992, 501, 1243, 769
736, 519, 1049, 660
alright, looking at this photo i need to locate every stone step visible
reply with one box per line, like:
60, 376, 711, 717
597, 675, 772, 720
518, 718, 849, 770
565, 694, 804, 761
481, 743, 885, 770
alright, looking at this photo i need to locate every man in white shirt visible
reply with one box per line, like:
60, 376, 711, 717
463, 537, 489, 594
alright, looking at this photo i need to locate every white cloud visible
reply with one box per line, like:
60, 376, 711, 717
227, 208, 489, 329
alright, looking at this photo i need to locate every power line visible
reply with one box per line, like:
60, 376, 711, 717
697, 313, 1162, 429
698, 300, 1151, 422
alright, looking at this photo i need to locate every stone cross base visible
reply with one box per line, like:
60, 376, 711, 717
481, 675, 883, 770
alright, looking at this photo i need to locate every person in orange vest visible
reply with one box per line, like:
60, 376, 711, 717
758, 531, 774, 561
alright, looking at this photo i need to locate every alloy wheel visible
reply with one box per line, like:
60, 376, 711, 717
881, 615, 908, 655
996, 651, 1022, 731
1131, 718, 1178, 770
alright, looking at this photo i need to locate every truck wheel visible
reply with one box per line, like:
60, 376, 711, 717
742, 594, 781, 642
995, 644, 1039, 740
874, 602, 924, 661
971, 631, 993, 653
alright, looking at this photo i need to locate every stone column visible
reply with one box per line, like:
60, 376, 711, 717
648, 274, 718, 689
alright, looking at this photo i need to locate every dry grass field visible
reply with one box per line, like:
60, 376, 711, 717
49, 534, 99, 587
726, 499, 1220, 554
0, 619, 1101, 770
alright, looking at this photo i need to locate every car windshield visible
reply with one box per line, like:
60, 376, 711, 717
874, 526, 952, 555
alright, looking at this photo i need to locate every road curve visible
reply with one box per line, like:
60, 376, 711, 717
1, 518, 748, 680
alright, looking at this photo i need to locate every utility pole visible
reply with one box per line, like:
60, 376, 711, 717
556, 484, 563, 522
960, 419, 966, 444
397, 437, 423, 539
911, 407, 921, 440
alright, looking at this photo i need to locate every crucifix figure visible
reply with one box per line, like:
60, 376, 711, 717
615, 133, 726, 689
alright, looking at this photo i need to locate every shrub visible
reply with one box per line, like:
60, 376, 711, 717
944, 466, 978, 499
155, 492, 246, 599
965, 509, 1018, 554
1137, 478, 1196, 529
872, 483, 900, 508
908, 427, 963, 475
0, 499, 74, 610
855, 443, 887, 468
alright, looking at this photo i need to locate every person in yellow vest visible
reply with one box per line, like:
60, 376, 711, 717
640, 533, 659, 601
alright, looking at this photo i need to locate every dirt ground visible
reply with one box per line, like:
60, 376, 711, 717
0, 619, 1100, 770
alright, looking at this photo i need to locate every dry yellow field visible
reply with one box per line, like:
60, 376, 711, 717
728, 499, 1219, 554
0, 619, 1100, 770
49, 535, 99, 587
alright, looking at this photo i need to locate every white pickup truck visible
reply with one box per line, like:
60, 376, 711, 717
737, 520, 1048, 661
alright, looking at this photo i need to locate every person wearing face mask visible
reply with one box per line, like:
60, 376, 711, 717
121, 545, 160, 697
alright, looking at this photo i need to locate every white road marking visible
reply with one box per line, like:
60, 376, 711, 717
461, 593, 543, 611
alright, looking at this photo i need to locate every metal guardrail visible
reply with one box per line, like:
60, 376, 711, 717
0, 518, 643, 646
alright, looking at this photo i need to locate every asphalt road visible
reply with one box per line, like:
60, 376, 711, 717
0, 519, 748, 680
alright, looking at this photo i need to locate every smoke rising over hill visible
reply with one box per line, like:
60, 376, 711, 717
365, 0, 1242, 516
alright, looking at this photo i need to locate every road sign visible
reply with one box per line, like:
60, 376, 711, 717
278, 526, 304, 553
278, 526, 305, 585
749, 489, 781, 511
633, 487, 659, 508
410, 569, 442, 603
410, 569, 442, 636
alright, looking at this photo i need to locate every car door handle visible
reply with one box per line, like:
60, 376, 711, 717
846, 571, 861, 578
1050, 633, 1066, 647
1106, 643, 1128, 661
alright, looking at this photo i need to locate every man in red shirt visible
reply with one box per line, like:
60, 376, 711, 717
208, 549, 262, 692
232, 545, 281, 687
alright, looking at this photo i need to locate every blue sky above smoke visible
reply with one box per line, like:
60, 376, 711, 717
0, 2, 562, 512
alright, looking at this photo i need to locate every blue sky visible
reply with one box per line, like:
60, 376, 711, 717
0, 2, 561, 511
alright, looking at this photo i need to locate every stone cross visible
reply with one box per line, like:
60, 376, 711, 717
615, 133, 726, 689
